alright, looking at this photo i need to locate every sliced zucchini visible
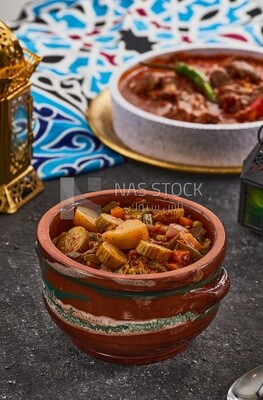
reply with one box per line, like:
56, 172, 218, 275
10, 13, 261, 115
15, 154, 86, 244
123, 207, 143, 220
56, 226, 90, 254
96, 242, 127, 270
96, 213, 122, 232
136, 240, 172, 262
153, 208, 185, 223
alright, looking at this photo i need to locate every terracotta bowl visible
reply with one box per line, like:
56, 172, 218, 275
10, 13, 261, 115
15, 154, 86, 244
36, 190, 230, 364
109, 44, 263, 169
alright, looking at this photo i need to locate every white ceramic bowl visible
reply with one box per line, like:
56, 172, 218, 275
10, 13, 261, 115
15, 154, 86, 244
109, 44, 263, 169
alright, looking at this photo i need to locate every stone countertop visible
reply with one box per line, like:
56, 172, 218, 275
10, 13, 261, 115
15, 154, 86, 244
1, 161, 263, 400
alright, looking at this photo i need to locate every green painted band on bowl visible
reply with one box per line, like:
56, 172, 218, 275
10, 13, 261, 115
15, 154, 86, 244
43, 283, 219, 335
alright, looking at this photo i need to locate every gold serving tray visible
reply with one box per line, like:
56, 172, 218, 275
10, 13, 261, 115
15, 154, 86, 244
87, 90, 242, 174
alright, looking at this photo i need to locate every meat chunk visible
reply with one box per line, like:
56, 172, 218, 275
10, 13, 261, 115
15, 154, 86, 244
165, 91, 220, 123
146, 99, 173, 116
210, 67, 232, 88
217, 83, 254, 113
225, 60, 261, 83
129, 73, 161, 95
157, 77, 178, 101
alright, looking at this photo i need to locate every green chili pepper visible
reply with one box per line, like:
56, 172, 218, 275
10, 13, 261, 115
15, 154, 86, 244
141, 61, 216, 102
174, 62, 216, 102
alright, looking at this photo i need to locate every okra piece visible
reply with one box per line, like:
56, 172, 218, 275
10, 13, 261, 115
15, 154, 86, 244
176, 242, 202, 261
101, 201, 120, 214
166, 234, 179, 250
198, 238, 212, 255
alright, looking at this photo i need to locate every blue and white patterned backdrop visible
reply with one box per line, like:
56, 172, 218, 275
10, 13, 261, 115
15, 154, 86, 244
9, 0, 263, 179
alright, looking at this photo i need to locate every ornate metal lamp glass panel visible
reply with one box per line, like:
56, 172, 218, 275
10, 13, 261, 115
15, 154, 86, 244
238, 126, 263, 235
0, 21, 43, 214
8, 88, 32, 176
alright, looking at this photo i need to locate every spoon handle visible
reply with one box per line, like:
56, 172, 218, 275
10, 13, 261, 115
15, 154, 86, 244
256, 382, 263, 399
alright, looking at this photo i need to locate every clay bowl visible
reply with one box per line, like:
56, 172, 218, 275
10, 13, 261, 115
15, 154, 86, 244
109, 44, 263, 169
36, 189, 229, 364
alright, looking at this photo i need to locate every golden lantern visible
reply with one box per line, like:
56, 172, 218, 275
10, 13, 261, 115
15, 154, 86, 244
0, 21, 43, 214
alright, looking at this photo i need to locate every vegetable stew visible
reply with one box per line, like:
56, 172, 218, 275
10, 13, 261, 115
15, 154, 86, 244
54, 200, 212, 274
119, 52, 263, 124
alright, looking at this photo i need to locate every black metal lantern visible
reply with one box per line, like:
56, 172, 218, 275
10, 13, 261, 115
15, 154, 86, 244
238, 125, 263, 235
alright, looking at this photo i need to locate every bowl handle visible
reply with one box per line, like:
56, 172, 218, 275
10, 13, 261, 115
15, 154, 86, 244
186, 267, 230, 307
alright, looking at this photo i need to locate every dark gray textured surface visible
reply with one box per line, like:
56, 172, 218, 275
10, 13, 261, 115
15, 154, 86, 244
1, 161, 263, 400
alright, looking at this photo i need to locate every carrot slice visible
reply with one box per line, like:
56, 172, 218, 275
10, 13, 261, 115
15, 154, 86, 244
110, 206, 125, 219
178, 216, 193, 227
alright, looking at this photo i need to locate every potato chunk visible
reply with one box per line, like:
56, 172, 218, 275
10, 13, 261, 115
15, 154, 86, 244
102, 219, 149, 249
74, 206, 99, 232
56, 226, 90, 254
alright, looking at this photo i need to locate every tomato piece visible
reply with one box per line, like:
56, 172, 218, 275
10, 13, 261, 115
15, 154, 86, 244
165, 262, 180, 271
237, 96, 263, 122
169, 250, 191, 267
251, 97, 263, 115
153, 224, 162, 233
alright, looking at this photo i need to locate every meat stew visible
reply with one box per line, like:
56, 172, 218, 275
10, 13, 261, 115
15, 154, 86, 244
119, 52, 263, 124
